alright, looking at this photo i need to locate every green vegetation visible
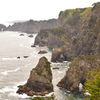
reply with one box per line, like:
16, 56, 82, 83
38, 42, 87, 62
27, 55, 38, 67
83, 67, 100, 100
68, 93, 73, 100
31, 94, 56, 100
39, 27, 65, 38
60, 8, 84, 25
97, 33, 100, 38
92, 2, 100, 11
34, 68, 43, 76
45, 61, 52, 75
34, 60, 52, 77
80, 7, 92, 19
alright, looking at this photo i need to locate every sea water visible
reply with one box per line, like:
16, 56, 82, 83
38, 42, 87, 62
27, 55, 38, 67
0, 31, 84, 100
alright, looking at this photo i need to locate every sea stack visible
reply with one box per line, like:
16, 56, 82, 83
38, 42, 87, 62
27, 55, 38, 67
17, 56, 53, 96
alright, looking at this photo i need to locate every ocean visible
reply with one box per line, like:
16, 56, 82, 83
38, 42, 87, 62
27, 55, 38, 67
0, 31, 84, 100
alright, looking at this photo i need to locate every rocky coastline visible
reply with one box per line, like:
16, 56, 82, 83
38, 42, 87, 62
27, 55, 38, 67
1, 1, 100, 97
34, 2, 100, 62
33, 2, 100, 94
57, 55, 100, 92
4, 19, 57, 33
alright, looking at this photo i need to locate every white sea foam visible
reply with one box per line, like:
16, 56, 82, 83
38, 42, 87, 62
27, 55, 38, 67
1, 57, 17, 61
9, 81, 30, 98
0, 87, 15, 93
1, 68, 20, 75
0, 80, 28, 98
57, 71, 64, 74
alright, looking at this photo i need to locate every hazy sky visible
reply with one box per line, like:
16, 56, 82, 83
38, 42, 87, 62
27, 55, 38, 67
0, 0, 100, 25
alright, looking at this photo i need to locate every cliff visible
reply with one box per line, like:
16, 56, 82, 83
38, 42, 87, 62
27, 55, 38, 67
4, 19, 57, 33
57, 55, 100, 92
34, 2, 100, 62
17, 57, 53, 96
0, 24, 6, 31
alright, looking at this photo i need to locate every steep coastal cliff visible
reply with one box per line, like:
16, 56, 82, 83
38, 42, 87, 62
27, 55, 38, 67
17, 57, 53, 96
34, 2, 100, 62
4, 19, 57, 33
57, 55, 100, 92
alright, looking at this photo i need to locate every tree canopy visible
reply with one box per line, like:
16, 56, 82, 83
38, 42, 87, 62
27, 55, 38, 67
83, 67, 100, 100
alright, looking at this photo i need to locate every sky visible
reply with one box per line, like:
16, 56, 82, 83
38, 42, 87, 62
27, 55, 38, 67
0, 0, 100, 25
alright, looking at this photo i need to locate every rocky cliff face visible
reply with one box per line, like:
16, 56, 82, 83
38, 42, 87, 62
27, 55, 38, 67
57, 55, 100, 92
34, 2, 100, 62
4, 19, 57, 33
0, 24, 6, 31
34, 28, 65, 48
17, 57, 53, 96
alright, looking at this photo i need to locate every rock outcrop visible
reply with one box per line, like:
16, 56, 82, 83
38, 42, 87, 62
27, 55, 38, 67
4, 19, 57, 33
34, 28, 65, 48
38, 50, 47, 54
17, 57, 53, 96
0, 24, 6, 31
34, 2, 100, 62
28, 34, 33, 37
57, 55, 100, 92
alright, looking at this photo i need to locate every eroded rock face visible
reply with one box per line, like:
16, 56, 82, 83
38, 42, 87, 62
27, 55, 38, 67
17, 57, 53, 96
51, 46, 76, 62
34, 28, 65, 48
57, 55, 100, 92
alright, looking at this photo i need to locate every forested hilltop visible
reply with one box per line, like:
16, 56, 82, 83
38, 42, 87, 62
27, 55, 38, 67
4, 19, 57, 33
34, 2, 100, 62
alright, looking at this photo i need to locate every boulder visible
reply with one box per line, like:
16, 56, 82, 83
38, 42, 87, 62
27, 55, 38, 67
17, 57, 20, 59
17, 56, 53, 96
20, 34, 24, 36
57, 55, 100, 93
28, 34, 33, 37
38, 50, 47, 54
31, 44, 35, 47
23, 56, 28, 58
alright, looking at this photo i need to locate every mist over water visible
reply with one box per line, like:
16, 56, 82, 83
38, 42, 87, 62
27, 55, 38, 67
0, 31, 83, 100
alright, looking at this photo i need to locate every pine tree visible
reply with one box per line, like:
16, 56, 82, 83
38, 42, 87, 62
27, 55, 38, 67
83, 67, 100, 100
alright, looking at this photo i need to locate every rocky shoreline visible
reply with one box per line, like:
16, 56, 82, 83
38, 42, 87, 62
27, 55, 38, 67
3, 19, 57, 33
57, 55, 100, 92
1, 2, 100, 98
34, 2, 100, 62
33, 2, 100, 94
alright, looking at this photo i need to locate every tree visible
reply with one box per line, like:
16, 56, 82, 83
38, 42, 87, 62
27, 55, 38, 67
83, 67, 100, 100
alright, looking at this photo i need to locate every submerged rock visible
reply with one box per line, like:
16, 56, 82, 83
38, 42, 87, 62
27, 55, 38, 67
17, 57, 20, 59
17, 56, 53, 96
20, 34, 24, 36
38, 50, 47, 54
57, 55, 100, 93
31, 44, 35, 47
23, 56, 28, 58
28, 34, 33, 37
